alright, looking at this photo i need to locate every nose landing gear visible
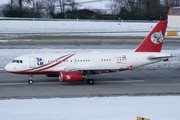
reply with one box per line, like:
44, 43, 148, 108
87, 79, 94, 85
28, 74, 33, 84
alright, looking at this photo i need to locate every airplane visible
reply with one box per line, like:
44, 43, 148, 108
5, 21, 172, 85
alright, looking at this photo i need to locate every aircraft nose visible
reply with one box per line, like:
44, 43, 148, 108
5, 64, 14, 72
5, 64, 10, 71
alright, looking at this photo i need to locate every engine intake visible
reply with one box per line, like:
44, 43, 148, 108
59, 72, 84, 82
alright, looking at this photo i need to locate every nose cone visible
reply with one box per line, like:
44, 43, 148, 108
5, 64, 11, 72
5, 63, 15, 72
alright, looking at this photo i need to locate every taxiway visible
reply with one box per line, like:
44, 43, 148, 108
0, 69, 180, 99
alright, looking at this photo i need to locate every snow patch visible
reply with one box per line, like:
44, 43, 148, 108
0, 96, 180, 120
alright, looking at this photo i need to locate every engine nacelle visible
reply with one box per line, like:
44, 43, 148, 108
59, 72, 83, 82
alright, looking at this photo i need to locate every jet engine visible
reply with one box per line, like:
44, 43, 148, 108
59, 72, 84, 82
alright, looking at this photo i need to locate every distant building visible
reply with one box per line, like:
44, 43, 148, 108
168, 7, 180, 28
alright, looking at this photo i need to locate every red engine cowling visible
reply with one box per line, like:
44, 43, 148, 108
59, 72, 83, 82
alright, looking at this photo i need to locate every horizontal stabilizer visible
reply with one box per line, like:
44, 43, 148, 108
148, 54, 173, 60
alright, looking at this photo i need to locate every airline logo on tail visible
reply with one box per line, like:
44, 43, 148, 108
151, 30, 163, 44
134, 21, 168, 52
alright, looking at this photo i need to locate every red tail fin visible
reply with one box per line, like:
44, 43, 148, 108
134, 21, 168, 52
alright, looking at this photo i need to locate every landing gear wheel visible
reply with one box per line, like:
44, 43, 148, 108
87, 79, 94, 85
28, 80, 33, 84
28, 74, 33, 84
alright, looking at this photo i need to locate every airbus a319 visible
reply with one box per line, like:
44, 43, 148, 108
5, 21, 172, 85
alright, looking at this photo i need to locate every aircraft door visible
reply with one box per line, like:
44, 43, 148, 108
29, 56, 35, 68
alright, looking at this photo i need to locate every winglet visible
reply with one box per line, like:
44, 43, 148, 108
134, 21, 168, 52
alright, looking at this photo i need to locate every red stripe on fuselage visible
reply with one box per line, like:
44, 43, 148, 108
10, 54, 75, 75
36, 54, 75, 72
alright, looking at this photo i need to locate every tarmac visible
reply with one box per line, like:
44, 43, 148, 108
0, 69, 180, 99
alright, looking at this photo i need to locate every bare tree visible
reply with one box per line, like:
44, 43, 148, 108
142, 0, 162, 20
59, 0, 63, 13
65, 0, 80, 11
108, 0, 127, 14
33, 0, 46, 17
45, 0, 57, 18
174, 0, 180, 6
164, 0, 180, 13
10, 0, 13, 10
18, 0, 31, 9
108, 0, 165, 20
164, 0, 180, 7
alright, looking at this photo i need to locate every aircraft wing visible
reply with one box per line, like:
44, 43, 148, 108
64, 67, 79, 71
64, 67, 107, 72
63, 65, 133, 74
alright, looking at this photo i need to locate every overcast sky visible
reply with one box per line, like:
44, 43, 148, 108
0, 0, 8, 5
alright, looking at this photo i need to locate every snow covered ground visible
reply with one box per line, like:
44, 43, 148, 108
0, 20, 154, 33
0, 20, 180, 38
0, 96, 180, 120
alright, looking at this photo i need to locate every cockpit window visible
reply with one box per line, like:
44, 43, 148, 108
12, 60, 23, 63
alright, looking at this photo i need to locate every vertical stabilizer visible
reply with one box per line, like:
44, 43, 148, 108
134, 21, 168, 52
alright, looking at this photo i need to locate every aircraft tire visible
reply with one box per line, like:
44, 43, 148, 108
28, 80, 33, 84
87, 79, 94, 85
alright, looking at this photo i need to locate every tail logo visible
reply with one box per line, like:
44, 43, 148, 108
151, 30, 163, 44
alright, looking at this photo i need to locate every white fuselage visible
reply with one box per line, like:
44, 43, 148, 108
5, 51, 171, 74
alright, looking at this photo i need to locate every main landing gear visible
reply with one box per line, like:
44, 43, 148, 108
87, 79, 94, 85
28, 74, 33, 84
